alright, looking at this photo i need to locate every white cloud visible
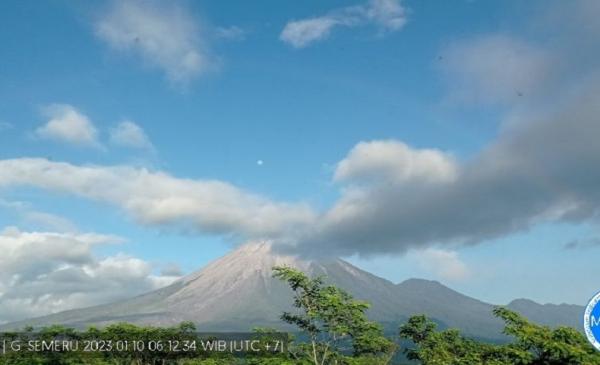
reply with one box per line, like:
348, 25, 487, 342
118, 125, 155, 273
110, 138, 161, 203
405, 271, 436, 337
5, 76, 600, 260
293, 75, 600, 257
364, 0, 408, 31
441, 34, 552, 104
35, 104, 101, 148
0, 158, 316, 240
95, 0, 212, 84
5, 76, 600, 261
413, 248, 470, 281
109, 120, 154, 151
0, 227, 178, 323
334, 140, 457, 185
320, 141, 457, 237
6, 9, 600, 261
280, 17, 341, 48
0, 200, 77, 232
280, 0, 407, 48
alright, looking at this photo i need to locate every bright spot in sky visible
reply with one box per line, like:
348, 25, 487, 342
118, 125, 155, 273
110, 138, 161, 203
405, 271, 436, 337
256, 160, 264, 166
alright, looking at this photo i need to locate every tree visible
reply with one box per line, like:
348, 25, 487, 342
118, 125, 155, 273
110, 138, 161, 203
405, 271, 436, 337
493, 307, 600, 365
272, 266, 396, 365
399, 307, 600, 365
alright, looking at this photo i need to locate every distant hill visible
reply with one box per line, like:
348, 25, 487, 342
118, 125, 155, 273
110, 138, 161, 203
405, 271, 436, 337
1, 243, 584, 341
506, 298, 583, 328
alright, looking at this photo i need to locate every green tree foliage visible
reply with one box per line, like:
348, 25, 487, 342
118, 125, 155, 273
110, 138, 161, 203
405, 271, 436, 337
399, 307, 600, 365
272, 266, 396, 365
493, 307, 600, 365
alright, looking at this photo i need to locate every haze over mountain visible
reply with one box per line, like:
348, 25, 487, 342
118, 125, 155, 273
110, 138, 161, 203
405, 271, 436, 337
3, 243, 584, 341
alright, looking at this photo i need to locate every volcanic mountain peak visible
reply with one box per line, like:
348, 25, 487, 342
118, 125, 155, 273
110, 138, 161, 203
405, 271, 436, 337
1, 242, 584, 340
179, 241, 304, 286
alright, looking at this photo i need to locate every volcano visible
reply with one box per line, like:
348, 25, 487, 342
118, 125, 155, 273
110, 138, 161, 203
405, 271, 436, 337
2, 243, 583, 340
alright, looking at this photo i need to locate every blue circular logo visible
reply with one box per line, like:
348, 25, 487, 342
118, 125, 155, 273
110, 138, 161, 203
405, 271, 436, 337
584, 291, 600, 351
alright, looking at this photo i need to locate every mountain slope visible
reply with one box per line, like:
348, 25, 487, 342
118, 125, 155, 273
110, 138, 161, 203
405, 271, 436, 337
393, 278, 506, 338
2, 243, 584, 341
507, 299, 583, 329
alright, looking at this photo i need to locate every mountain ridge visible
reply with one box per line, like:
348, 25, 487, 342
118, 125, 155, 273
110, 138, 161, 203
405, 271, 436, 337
1, 243, 584, 341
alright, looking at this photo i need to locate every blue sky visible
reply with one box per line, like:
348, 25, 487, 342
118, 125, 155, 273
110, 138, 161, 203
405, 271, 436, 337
1, 0, 600, 322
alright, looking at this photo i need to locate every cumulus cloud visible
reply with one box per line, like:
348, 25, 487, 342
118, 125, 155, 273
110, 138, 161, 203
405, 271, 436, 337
35, 104, 101, 148
8, 74, 600, 260
2, 1, 600, 262
6, 81, 600, 260
0, 159, 316, 241
334, 140, 457, 185
109, 120, 154, 151
0, 227, 178, 323
289, 74, 600, 257
280, 0, 407, 48
274, 0, 600, 257
95, 0, 212, 83
441, 34, 553, 104
4, 76, 600, 258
